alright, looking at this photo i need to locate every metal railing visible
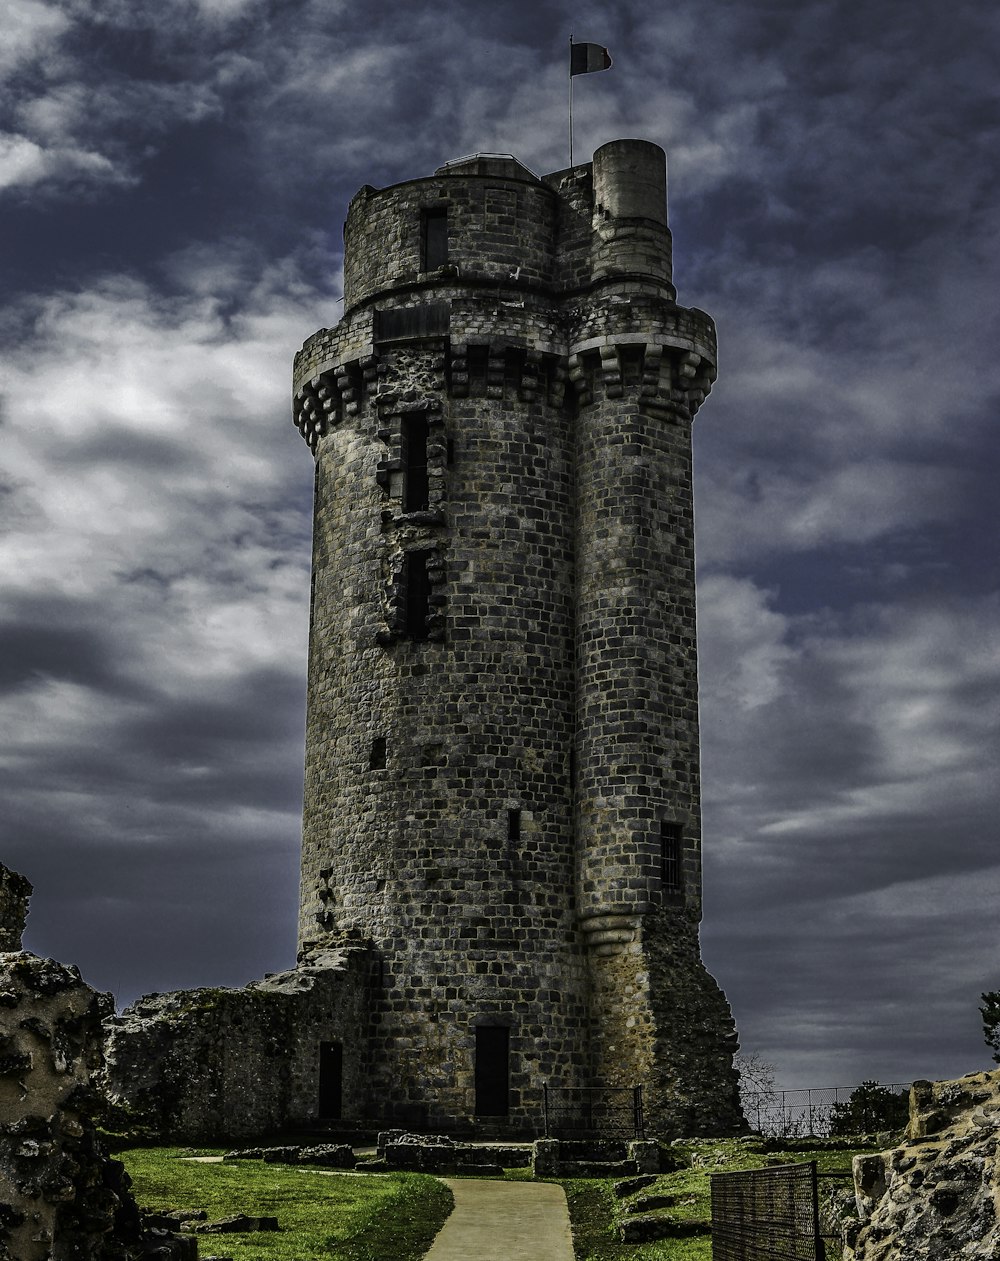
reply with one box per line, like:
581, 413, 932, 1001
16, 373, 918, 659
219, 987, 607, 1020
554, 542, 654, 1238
711, 1160, 821, 1260
741, 1083, 910, 1138
542, 1083, 644, 1140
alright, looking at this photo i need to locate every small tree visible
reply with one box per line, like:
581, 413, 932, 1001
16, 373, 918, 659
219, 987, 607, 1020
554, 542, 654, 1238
735, 1052, 777, 1132
828, 1081, 909, 1136
980, 991, 1000, 1063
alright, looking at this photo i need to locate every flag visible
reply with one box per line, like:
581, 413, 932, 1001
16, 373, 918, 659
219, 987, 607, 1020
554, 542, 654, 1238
570, 42, 612, 76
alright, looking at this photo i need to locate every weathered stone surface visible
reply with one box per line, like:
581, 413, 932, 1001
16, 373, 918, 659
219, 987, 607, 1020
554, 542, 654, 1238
104, 946, 370, 1141
107, 139, 742, 1146
0, 864, 31, 952
619, 1213, 709, 1242
844, 1068, 1000, 1259
614, 1173, 658, 1197
187, 1214, 279, 1234
289, 137, 742, 1139
625, 1193, 683, 1213
0, 951, 145, 1260
225, 1142, 356, 1168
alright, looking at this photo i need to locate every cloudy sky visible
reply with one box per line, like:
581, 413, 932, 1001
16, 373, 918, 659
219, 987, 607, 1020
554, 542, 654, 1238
2, 0, 998, 1092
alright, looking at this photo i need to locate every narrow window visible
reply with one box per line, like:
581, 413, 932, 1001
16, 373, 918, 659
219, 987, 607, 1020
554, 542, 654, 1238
475, 1026, 510, 1117
403, 550, 432, 641
318, 1041, 343, 1119
661, 821, 683, 894
401, 413, 430, 512
421, 208, 448, 270
507, 808, 521, 844
369, 736, 387, 770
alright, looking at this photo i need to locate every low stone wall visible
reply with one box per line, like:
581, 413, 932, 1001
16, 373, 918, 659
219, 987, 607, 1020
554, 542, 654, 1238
0, 952, 140, 1260
104, 944, 371, 1142
845, 1068, 1000, 1259
374, 1131, 531, 1174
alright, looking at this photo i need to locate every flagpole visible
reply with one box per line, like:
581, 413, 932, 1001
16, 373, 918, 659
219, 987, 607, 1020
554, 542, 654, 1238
568, 34, 574, 167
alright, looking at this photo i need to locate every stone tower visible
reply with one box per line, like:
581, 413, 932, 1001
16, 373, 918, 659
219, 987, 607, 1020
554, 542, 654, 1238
292, 139, 742, 1136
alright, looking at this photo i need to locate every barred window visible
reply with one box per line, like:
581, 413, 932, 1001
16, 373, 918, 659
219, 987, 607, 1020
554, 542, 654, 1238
661, 821, 683, 893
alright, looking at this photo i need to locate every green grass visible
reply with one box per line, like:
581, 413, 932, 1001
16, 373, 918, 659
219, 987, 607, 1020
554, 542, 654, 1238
556, 1139, 865, 1260
119, 1148, 453, 1261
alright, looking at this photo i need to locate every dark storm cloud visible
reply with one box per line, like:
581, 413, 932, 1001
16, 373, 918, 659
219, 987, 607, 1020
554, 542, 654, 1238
1, 0, 997, 1087
0, 622, 117, 693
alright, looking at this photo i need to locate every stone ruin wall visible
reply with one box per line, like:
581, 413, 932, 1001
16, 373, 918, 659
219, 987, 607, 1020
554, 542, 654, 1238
104, 944, 371, 1142
0, 862, 147, 1261
0, 864, 31, 952
845, 1067, 1000, 1258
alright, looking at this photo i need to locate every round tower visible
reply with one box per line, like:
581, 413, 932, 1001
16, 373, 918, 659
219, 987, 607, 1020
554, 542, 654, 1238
292, 140, 742, 1135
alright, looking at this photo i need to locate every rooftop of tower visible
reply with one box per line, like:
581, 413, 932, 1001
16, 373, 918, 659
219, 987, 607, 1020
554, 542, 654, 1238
435, 153, 540, 181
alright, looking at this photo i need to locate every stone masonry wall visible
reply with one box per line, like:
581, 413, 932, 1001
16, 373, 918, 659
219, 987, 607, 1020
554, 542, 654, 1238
0, 863, 31, 952
291, 139, 742, 1136
104, 944, 370, 1142
298, 332, 590, 1131
0, 951, 139, 1261
845, 1068, 1000, 1259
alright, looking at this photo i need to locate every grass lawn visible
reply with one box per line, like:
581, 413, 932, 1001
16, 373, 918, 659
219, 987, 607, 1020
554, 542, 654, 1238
121, 1138, 866, 1260
557, 1139, 864, 1260
119, 1148, 453, 1261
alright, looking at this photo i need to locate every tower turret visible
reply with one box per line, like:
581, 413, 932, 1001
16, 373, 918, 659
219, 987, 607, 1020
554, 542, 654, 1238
292, 139, 741, 1135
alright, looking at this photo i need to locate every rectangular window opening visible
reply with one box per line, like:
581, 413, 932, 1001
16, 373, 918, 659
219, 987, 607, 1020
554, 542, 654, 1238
401, 413, 430, 512
421, 208, 448, 270
507, 808, 521, 844
368, 736, 387, 770
661, 821, 683, 894
403, 550, 432, 641
475, 1026, 510, 1117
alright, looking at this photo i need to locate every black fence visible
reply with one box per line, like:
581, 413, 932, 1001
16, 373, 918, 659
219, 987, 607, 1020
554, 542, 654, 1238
542, 1084, 645, 1140
741, 1084, 910, 1138
711, 1161, 821, 1260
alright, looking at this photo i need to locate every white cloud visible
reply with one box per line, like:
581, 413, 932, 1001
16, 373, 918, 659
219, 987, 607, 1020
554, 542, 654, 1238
698, 575, 795, 710
0, 0, 69, 75
0, 131, 123, 191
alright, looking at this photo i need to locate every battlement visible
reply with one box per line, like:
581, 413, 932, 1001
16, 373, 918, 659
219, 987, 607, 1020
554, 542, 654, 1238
340, 138, 675, 313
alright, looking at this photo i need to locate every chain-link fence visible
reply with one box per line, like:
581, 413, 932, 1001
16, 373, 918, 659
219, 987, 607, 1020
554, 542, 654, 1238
741, 1084, 911, 1138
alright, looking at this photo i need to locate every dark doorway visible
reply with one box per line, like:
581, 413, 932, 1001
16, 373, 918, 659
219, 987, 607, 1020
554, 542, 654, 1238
475, 1026, 510, 1117
318, 1041, 343, 1119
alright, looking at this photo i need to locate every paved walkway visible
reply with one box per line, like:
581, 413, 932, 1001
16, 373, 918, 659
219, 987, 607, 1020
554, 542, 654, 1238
423, 1178, 574, 1261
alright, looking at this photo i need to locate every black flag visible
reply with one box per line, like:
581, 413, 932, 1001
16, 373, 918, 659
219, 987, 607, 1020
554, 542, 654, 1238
570, 42, 613, 76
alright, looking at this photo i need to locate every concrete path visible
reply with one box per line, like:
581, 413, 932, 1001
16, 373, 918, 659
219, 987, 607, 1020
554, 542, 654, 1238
423, 1178, 574, 1261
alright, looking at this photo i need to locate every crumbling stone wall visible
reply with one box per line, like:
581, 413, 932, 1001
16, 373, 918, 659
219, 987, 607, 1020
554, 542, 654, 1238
0, 951, 138, 1261
844, 1068, 1000, 1259
104, 943, 371, 1142
0, 863, 31, 951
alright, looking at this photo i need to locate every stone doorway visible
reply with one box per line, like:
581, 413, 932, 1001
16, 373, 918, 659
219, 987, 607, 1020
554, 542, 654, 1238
318, 1040, 342, 1119
475, 1026, 509, 1117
